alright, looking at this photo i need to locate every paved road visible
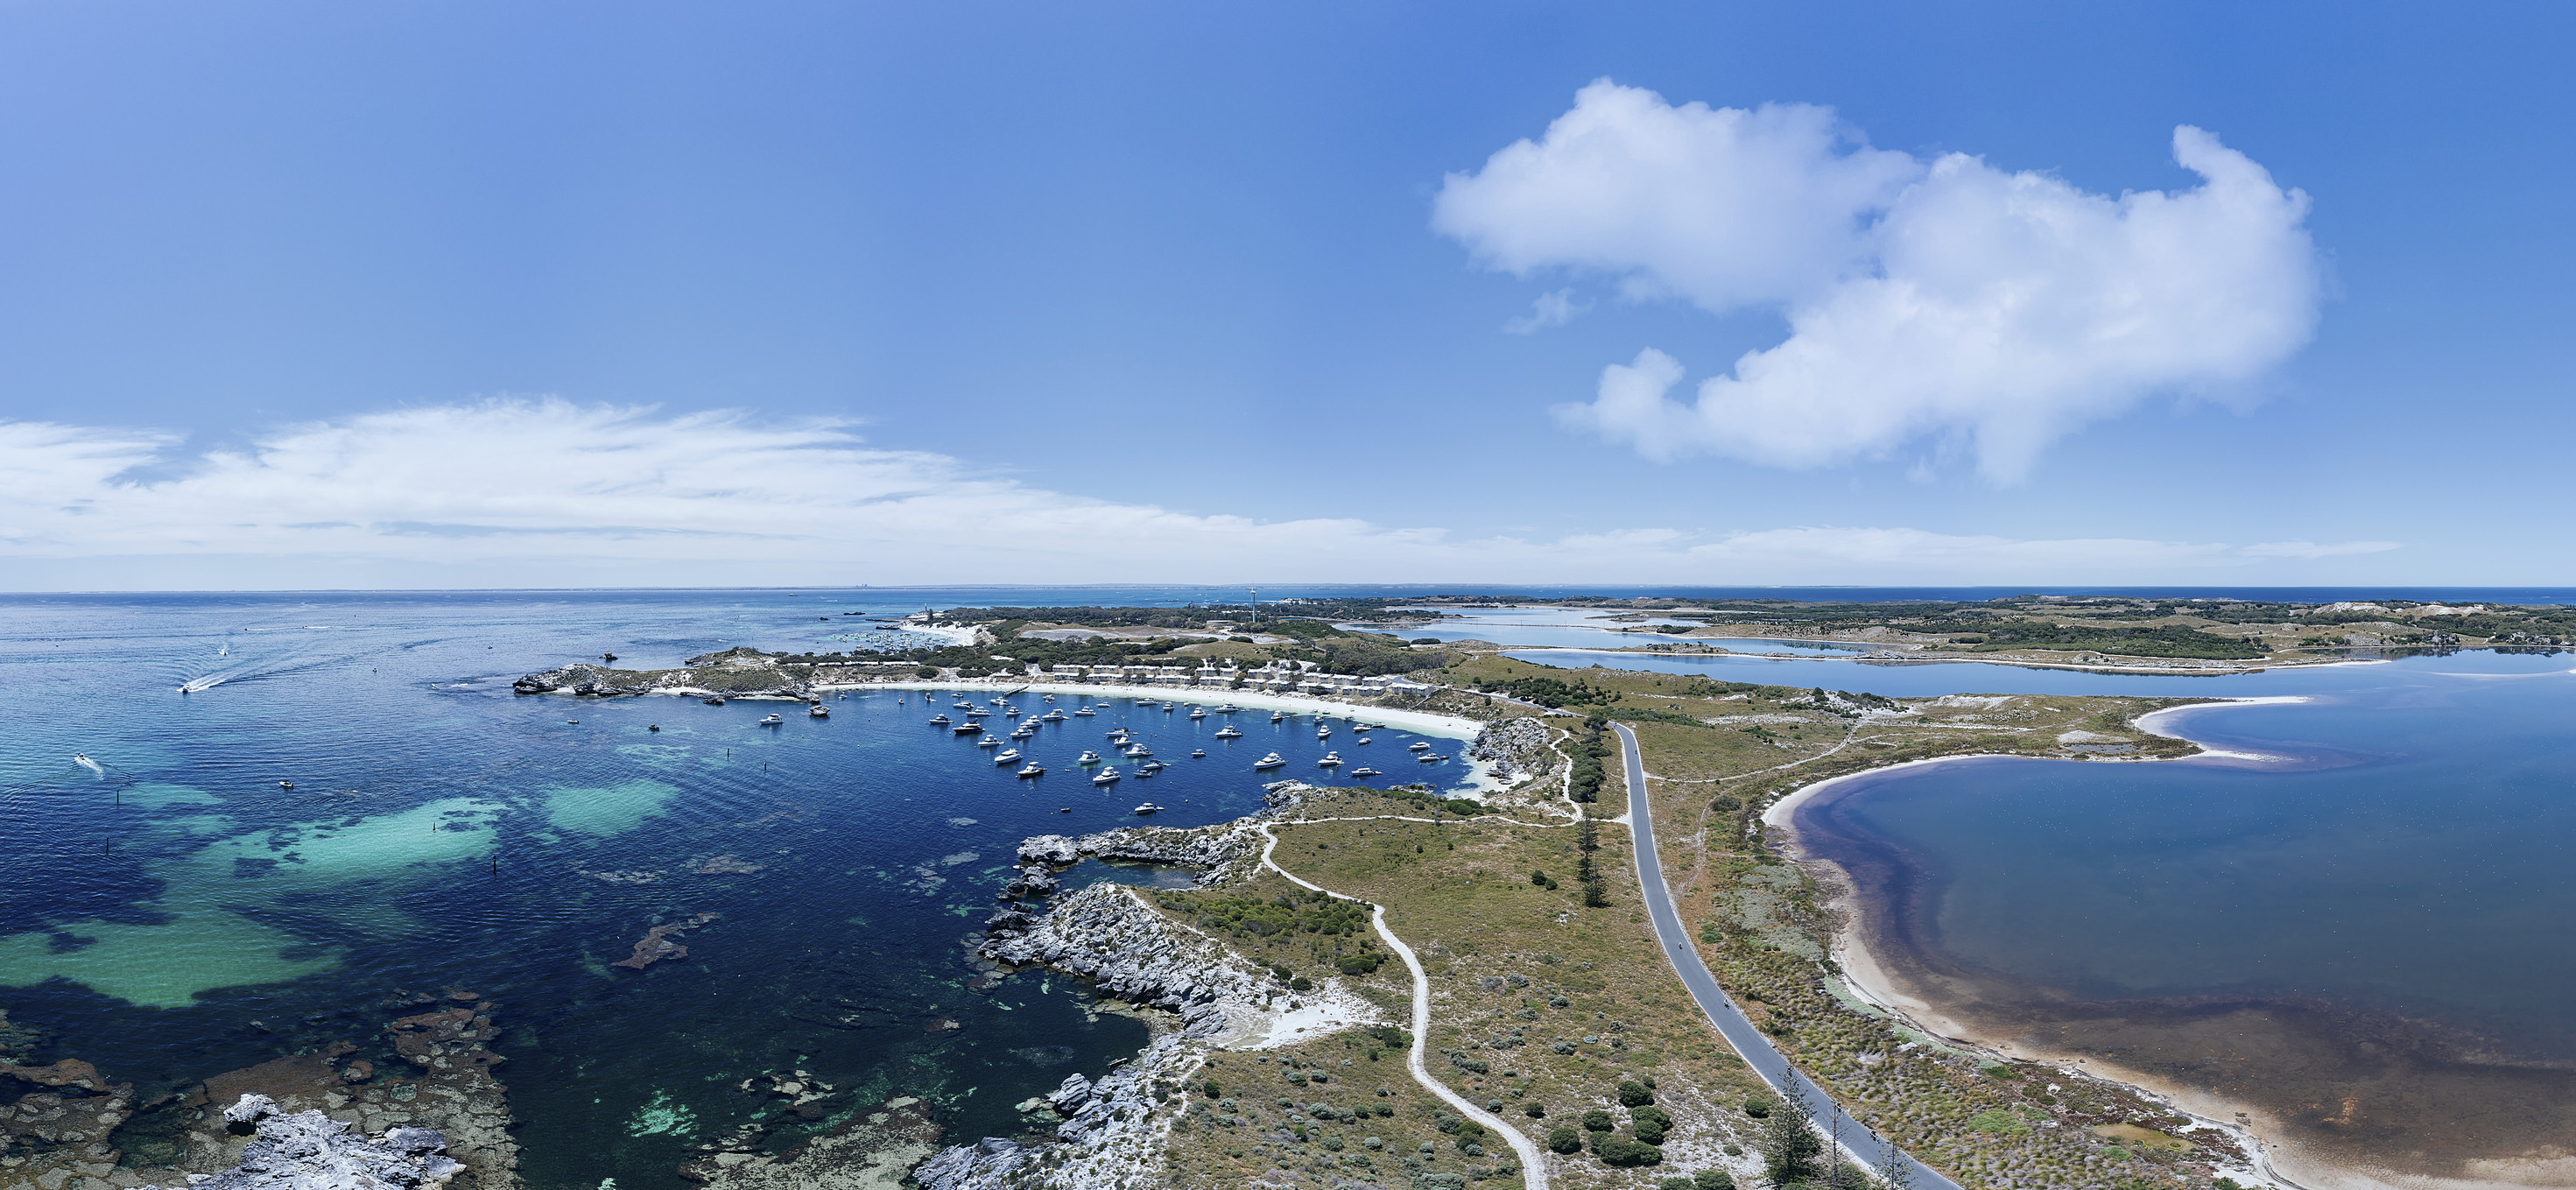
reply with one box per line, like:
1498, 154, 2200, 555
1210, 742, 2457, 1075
1613, 722, 1962, 1190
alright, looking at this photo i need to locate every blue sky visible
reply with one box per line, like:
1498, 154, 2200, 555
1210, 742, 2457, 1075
2, 2, 2571, 588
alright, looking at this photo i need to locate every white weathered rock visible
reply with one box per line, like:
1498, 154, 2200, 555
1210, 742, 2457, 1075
142, 1095, 463, 1190
1046, 1073, 1092, 1113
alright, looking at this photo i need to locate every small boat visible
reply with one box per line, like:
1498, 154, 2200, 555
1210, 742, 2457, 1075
1010, 727, 1036, 740
1409, 741, 1432, 752
808, 705, 828, 718
1190, 749, 1207, 758
965, 708, 990, 718
1214, 704, 1241, 714
1004, 708, 1021, 718
1076, 750, 1103, 764
1355, 736, 1370, 745
1161, 701, 1176, 711
954, 722, 983, 735
1188, 708, 1207, 720
759, 714, 785, 726
1418, 753, 1446, 763
976, 735, 1001, 748
704, 697, 727, 706
1042, 694, 1055, 702
1041, 710, 1066, 722
1133, 803, 1165, 814
1133, 765, 1156, 778
1270, 711, 1285, 722
1254, 753, 1286, 770
1093, 768, 1122, 785
995, 750, 1022, 764
1359, 722, 1386, 730
989, 697, 1007, 706
601, 651, 618, 663
954, 701, 973, 708
929, 714, 951, 725
1073, 707, 1095, 716
1019, 764, 1045, 778
1123, 744, 1152, 757
1317, 753, 1342, 768
1214, 726, 1242, 739
1140, 760, 1166, 772
1350, 766, 1382, 778
1317, 726, 1331, 739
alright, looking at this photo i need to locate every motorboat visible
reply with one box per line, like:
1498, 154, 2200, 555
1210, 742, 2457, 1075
1133, 802, 1165, 814
759, 714, 785, 726
1359, 722, 1386, 731
703, 697, 727, 706
1317, 752, 1343, 768
965, 708, 990, 718
1042, 694, 1056, 702
1123, 744, 1152, 757
1004, 707, 1021, 718
1418, 753, 1446, 763
995, 749, 1022, 764
1093, 768, 1122, 785
928, 714, 950, 725
954, 722, 983, 735
808, 704, 828, 718
1350, 766, 1382, 778
1253, 753, 1285, 770
1408, 741, 1432, 752
1017, 764, 1045, 778
1355, 736, 1370, 745
1010, 726, 1036, 740
989, 697, 1008, 706
1076, 750, 1103, 764
1140, 760, 1166, 772
1190, 749, 1207, 758
1041, 710, 1066, 722
1214, 726, 1242, 739
1270, 711, 1285, 722
1073, 707, 1096, 716
1188, 708, 1207, 720
975, 734, 1001, 747
1133, 765, 1157, 778
1316, 726, 1331, 739
1161, 701, 1176, 711
1214, 704, 1241, 714
954, 701, 974, 708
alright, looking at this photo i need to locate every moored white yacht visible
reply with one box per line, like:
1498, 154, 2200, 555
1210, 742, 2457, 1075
1317, 751, 1342, 768
1093, 767, 1122, 785
995, 749, 1022, 764
1253, 753, 1285, 770
1214, 726, 1242, 738
1076, 750, 1103, 764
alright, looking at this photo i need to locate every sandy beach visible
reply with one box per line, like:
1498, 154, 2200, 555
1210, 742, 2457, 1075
1768, 696, 2342, 1190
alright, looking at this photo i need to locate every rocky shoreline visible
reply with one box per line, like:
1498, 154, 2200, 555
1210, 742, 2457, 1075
0, 993, 517, 1189
912, 794, 1383, 1190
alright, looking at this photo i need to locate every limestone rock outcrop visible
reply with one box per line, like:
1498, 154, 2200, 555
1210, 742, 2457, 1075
139, 1095, 464, 1190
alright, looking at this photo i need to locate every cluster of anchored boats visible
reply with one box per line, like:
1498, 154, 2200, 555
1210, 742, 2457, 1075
907, 691, 1452, 814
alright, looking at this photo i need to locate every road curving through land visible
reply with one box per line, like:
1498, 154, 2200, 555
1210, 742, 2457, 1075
1610, 722, 1964, 1190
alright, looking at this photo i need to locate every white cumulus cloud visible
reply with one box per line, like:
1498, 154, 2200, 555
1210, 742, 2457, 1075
1435, 81, 2324, 482
0, 401, 2393, 588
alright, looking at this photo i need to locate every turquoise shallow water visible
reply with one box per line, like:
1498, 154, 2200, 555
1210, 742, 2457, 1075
0, 590, 1475, 1187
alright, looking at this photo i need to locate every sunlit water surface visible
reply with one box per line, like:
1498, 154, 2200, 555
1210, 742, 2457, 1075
0, 590, 1475, 1188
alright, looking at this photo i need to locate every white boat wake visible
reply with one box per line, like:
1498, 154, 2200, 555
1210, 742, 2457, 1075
73, 753, 106, 777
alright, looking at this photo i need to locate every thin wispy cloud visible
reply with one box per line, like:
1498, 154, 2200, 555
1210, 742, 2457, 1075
0, 402, 2391, 588
1435, 81, 2324, 482
1503, 288, 1592, 334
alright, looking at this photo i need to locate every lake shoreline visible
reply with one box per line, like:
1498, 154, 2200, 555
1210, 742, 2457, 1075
1769, 696, 2576, 1190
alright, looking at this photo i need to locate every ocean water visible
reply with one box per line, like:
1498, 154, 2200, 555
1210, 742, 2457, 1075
0, 591, 1475, 1187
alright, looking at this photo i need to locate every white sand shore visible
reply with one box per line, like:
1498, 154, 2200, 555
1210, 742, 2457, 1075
1773, 696, 2335, 1190
1509, 644, 2382, 678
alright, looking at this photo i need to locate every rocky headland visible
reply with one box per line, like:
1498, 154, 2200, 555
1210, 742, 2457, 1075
911, 803, 1383, 1190
512, 646, 824, 699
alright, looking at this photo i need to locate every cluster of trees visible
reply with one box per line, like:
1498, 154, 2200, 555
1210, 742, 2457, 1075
1193, 888, 1374, 938
1568, 718, 1612, 802
1574, 818, 1609, 908
1543, 1079, 1667, 1166
1467, 674, 1616, 708
1962, 621, 2265, 659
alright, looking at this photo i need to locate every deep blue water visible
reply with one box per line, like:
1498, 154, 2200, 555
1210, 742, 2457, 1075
0, 590, 1475, 1188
